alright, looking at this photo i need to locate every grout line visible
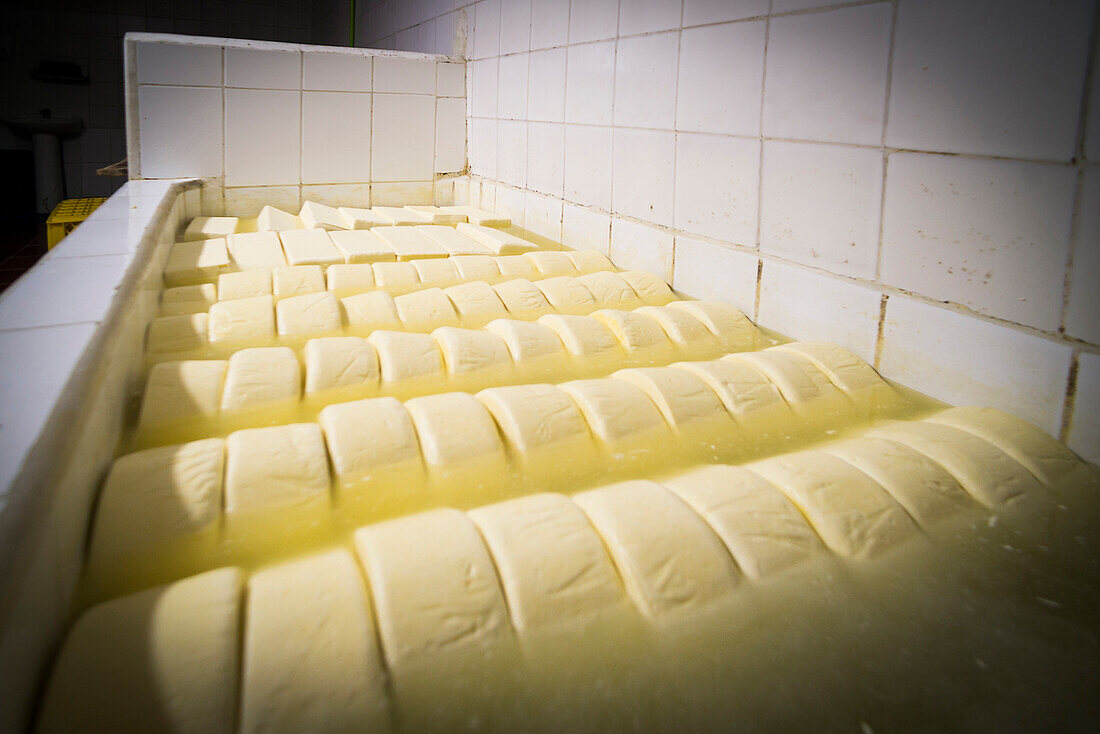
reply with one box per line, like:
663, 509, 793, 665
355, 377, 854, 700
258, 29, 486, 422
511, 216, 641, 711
1059, 350, 1081, 443
874, 0, 899, 281
668, 2, 684, 279
753, 259, 763, 322
606, 0, 623, 264
873, 293, 889, 369
753, 3, 772, 253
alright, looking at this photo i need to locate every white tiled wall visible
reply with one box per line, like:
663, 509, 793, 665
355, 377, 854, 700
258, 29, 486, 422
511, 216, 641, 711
360, 0, 1100, 458
126, 33, 467, 215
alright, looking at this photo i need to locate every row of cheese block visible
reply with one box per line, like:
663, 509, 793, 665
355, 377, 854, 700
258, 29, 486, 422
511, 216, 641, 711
161, 249, 617, 315
94, 341, 890, 575
182, 203, 510, 241
42, 406, 1092, 733
165, 223, 539, 287
135, 301, 761, 447
147, 270, 678, 359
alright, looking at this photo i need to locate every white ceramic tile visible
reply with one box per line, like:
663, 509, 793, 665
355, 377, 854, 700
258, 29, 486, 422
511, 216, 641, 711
371, 93, 436, 182
673, 237, 759, 316
772, 0, 855, 11
371, 181, 434, 205
527, 48, 566, 122
225, 186, 301, 216
1067, 352, 1100, 463
569, 0, 621, 44
303, 51, 372, 92
136, 41, 221, 86
758, 259, 882, 363
759, 141, 883, 279
225, 47, 300, 89
674, 133, 759, 246
1065, 167, 1100, 344
610, 218, 674, 281
469, 58, 499, 118
612, 128, 676, 226
300, 183, 372, 208
374, 56, 436, 94
225, 89, 301, 186
614, 32, 679, 130
881, 153, 1075, 332
436, 97, 467, 173
495, 186, 528, 225
683, 0, 768, 25
469, 118, 499, 178
1087, 43, 1100, 163
301, 91, 373, 184
619, 0, 683, 36
0, 254, 130, 330
880, 295, 1073, 437
564, 41, 615, 126
437, 61, 465, 96
524, 191, 563, 244
472, 0, 501, 59
676, 21, 764, 137
201, 183, 225, 215
564, 124, 613, 209
763, 3, 892, 145
497, 119, 528, 187
497, 53, 529, 119
433, 12, 458, 56
562, 204, 612, 255
137, 86, 222, 178
526, 122, 565, 196
499, 0, 533, 55
886, 0, 1092, 161
530, 0, 570, 49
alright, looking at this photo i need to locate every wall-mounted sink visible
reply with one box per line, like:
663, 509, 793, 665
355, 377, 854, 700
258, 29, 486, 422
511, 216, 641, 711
0, 111, 84, 214
1, 113, 84, 139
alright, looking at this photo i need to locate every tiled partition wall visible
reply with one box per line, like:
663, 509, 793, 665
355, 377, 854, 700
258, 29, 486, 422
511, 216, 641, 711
124, 33, 468, 215
359, 0, 1100, 462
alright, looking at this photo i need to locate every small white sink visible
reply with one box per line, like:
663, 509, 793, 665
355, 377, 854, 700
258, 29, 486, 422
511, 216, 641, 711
1, 113, 84, 139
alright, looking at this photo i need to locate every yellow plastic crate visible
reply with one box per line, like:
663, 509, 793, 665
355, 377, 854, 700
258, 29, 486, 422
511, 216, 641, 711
46, 197, 108, 249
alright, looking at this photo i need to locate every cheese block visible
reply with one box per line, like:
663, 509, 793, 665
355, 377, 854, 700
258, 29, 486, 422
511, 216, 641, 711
612, 367, 730, 431
565, 249, 614, 274
164, 238, 231, 286
535, 276, 597, 314
161, 283, 217, 316
484, 319, 568, 371
775, 341, 885, 397
325, 263, 376, 295
272, 265, 325, 298
340, 291, 401, 331
866, 421, 1049, 513
579, 272, 643, 309
256, 205, 301, 233
184, 216, 240, 241
668, 301, 757, 348
88, 439, 225, 565
477, 384, 593, 457
372, 226, 448, 260
319, 396, 423, 488
304, 336, 380, 396
371, 261, 421, 293
456, 222, 538, 254
619, 270, 675, 305
432, 326, 513, 378
37, 568, 242, 734
299, 201, 349, 231
574, 480, 740, 620
138, 360, 227, 430
440, 205, 511, 227
444, 281, 509, 324
663, 465, 824, 580
451, 254, 501, 282
328, 229, 396, 264
276, 291, 343, 338
224, 423, 330, 514
524, 251, 577, 276
469, 493, 630, 634
747, 451, 919, 560
493, 279, 552, 318
406, 205, 467, 224
218, 269, 272, 301
416, 224, 492, 255
225, 231, 286, 270
338, 206, 392, 229
394, 287, 461, 330
411, 257, 460, 287
733, 350, 838, 406
404, 392, 507, 474
636, 305, 717, 351
538, 314, 622, 359
590, 309, 673, 359
279, 229, 343, 266
560, 378, 670, 447
495, 254, 538, 278
372, 206, 433, 225
368, 331, 445, 384
671, 360, 789, 423
219, 347, 300, 413
240, 550, 391, 734
822, 437, 975, 528
148, 313, 209, 355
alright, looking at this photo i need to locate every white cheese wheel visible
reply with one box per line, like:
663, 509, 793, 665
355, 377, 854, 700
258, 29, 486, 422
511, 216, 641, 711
275, 291, 343, 338
272, 265, 325, 298
328, 229, 395, 264
224, 423, 330, 515
226, 231, 286, 270
279, 228, 343, 266
208, 295, 275, 347
218, 269, 272, 301
299, 201, 350, 231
